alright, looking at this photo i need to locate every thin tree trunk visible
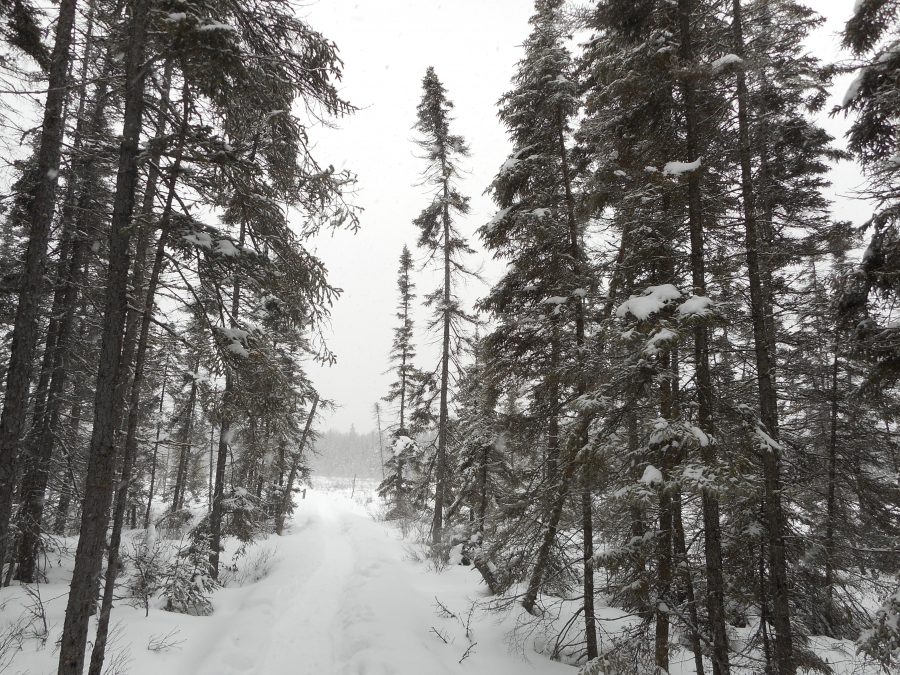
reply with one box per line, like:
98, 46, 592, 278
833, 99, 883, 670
824, 338, 840, 632
173, 371, 199, 512
275, 395, 318, 535
375, 403, 385, 481
144, 358, 169, 529
655, 351, 676, 673
546, 321, 561, 486
14, 194, 83, 581
56, 0, 151, 669
581, 468, 598, 660
628, 410, 652, 619
53, 380, 86, 536
431, 171, 452, 549
522, 437, 580, 614
522, 111, 595, 652
673, 490, 705, 675
13, 26, 122, 580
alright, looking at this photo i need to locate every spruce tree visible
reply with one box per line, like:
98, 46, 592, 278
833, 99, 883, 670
411, 67, 474, 551
380, 245, 426, 516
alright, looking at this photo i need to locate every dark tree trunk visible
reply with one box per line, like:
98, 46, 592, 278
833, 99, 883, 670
173, 367, 199, 512
677, 1, 730, 671
13, 189, 84, 582
546, 321, 561, 486
731, 2, 794, 671
522, 440, 579, 614
56, 0, 151, 669
0, 0, 79, 568
88, 94, 188, 675
14, 0, 121, 580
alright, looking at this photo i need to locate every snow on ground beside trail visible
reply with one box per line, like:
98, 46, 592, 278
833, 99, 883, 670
0, 479, 572, 674
0, 478, 882, 674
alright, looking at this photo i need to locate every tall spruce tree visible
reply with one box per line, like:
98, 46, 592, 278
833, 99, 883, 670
411, 67, 474, 551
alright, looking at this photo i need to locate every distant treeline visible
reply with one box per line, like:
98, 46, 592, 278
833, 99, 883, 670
310, 428, 384, 480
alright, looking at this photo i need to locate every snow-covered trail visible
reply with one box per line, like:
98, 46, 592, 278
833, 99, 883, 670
175, 488, 567, 675
0, 484, 572, 674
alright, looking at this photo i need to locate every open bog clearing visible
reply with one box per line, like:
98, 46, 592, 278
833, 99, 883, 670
0, 479, 574, 675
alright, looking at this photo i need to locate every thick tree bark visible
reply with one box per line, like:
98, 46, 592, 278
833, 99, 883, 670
56, 0, 151, 670
0, 0, 79, 568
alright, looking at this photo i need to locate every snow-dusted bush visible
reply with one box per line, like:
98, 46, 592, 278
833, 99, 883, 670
163, 520, 219, 616
859, 583, 900, 668
124, 525, 167, 617
222, 487, 267, 542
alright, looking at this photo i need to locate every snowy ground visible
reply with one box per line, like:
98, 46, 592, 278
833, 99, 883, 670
0, 479, 880, 674
0, 479, 572, 674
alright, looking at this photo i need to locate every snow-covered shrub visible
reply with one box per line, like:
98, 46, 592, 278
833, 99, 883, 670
163, 519, 219, 616
124, 525, 167, 616
222, 487, 266, 542
157, 507, 194, 539
859, 583, 900, 668
378, 434, 427, 522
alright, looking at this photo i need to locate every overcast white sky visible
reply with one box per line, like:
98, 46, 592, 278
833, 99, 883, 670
300, 0, 864, 433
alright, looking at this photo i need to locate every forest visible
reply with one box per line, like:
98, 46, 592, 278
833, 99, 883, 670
0, 0, 897, 673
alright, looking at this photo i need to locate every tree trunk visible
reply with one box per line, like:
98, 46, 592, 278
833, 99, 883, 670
209, 218, 247, 578
522, 436, 579, 614
56, 0, 151, 669
431, 171, 452, 549
676, 1, 731, 671
53, 383, 86, 536
731, 2, 794, 671
824, 338, 840, 632
13, 190, 84, 582
0, 0, 79, 569
173, 368, 199, 512
144, 357, 169, 529
89, 107, 188, 673
581, 467, 598, 660
673, 490, 705, 675
275, 395, 318, 535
